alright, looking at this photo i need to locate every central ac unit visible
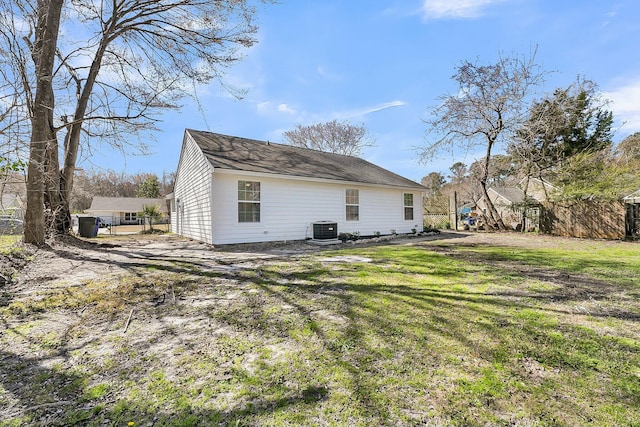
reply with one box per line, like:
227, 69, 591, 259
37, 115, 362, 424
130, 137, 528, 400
312, 221, 338, 240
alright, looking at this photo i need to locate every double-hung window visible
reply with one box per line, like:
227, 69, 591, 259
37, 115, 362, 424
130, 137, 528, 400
238, 181, 260, 223
404, 193, 414, 221
346, 189, 359, 221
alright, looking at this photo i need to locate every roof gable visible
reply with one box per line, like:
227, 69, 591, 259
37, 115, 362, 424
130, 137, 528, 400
186, 129, 425, 190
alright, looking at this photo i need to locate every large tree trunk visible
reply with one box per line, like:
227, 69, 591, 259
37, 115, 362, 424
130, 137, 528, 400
24, 0, 64, 245
520, 170, 532, 232
479, 138, 507, 230
52, 39, 109, 234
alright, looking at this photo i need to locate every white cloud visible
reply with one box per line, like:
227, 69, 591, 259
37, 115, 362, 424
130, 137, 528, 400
255, 101, 297, 116
421, 0, 506, 20
277, 103, 297, 114
335, 100, 406, 120
603, 80, 640, 133
602, 7, 618, 26
255, 99, 405, 122
362, 100, 406, 115
256, 101, 272, 114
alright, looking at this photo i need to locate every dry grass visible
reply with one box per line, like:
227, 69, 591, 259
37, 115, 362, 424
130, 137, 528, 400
1, 233, 638, 426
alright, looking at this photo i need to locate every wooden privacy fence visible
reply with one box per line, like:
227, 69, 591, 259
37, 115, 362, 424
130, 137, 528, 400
540, 200, 626, 239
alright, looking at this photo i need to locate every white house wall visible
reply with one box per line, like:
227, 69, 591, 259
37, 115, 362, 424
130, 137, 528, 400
172, 134, 214, 244
211, 172, 422, 245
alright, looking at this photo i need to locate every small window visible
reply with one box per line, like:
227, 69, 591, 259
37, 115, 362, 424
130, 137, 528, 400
125, 212, 137, 222
238, 180, 260, 222
404, 193, 414, 221
346, 189, 359, 221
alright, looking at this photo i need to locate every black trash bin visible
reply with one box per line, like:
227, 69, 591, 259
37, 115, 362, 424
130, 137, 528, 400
78, 216, 98, 238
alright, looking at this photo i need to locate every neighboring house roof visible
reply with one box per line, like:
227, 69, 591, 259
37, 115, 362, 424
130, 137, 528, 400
518, 176, 557, 189
186, 129, 426, 190
490, 187, 528, 204
86, 197, 169, 214
624, 189, 640, 203
518, 177, 556, 200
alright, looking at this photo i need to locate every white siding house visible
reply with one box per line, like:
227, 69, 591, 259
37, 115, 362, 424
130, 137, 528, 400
86, 197, 169, 225
171, 130, 426, 245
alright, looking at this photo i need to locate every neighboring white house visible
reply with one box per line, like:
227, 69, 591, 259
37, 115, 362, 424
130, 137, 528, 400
476, 186, 532, 219
170, 129, 426, 245
519, 177, 557, 202
86, 196, 169, 225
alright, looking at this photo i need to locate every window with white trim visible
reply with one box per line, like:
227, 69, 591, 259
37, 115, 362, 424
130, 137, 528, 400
125, 212, 137, 222
346, 189, 359, 221
238, 180, 260, 223
404, 193, 414, 220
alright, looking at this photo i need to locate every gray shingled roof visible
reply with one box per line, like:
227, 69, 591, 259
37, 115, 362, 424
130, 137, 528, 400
187, 130, 426, 190
491, 187, 528, 204
87, 197, 168, 214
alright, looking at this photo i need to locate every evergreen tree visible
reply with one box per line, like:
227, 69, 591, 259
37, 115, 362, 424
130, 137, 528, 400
137, 176, 161, 198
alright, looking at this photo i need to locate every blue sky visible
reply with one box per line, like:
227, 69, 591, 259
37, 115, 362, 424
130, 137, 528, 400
82, 0, 640, 184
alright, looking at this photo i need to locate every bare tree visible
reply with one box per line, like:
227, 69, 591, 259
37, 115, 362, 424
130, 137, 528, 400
283, 120, 374, 157
419, 51, 546, 230
0, 81, 24, 138
615, 132, 640, 166
70, 169, 138, 212
70, 169, 173, 212
24, 0, 65, 244
0, 0, 270, 245
0, 18, 31, 160
161, 171, 176, 196
420, 172, 445, 197
448, 162, 468, 186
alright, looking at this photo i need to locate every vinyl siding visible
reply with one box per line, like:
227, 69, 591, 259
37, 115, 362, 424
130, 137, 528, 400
211, 172, 423, 244
172, 134, 214, 243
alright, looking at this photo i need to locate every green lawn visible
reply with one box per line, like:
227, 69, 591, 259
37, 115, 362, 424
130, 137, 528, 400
1, 236, 639, 426
0, 235, 22, 253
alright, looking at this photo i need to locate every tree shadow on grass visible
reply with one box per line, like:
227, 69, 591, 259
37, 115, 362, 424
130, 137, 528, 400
6, 235, 638, 425
215, 246, 640, 424
0, 344, 329, 426
0, 349, 87, 425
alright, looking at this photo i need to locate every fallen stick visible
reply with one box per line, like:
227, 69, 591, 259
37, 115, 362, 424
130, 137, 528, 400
8, 400, 73, 416
123, 309, 134, 334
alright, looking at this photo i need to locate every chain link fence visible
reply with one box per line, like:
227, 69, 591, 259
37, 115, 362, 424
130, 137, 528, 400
76, 214, 170, 236
0, 194, 25, 245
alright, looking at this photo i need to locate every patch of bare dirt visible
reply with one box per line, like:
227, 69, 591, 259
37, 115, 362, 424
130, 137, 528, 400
0, 231, 636, 423
4, 230, 634, 311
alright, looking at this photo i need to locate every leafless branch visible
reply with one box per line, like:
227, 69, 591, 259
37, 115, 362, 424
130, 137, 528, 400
283, 120, 375, 157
